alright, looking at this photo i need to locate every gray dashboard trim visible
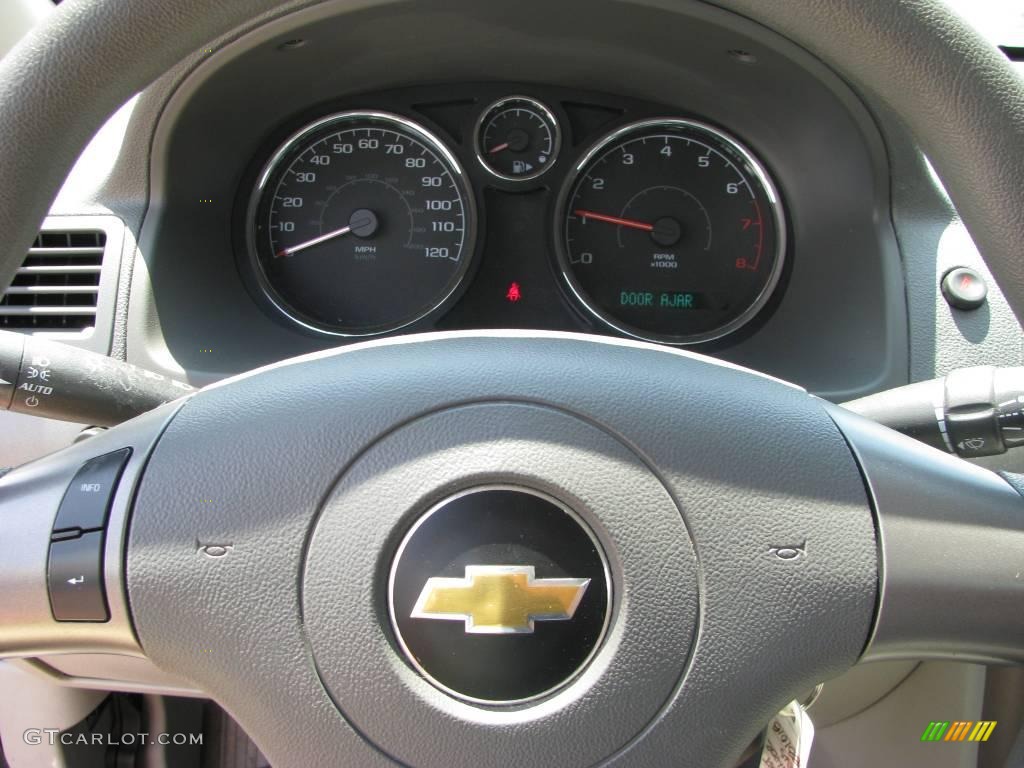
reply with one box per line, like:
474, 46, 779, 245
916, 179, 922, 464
11, 656, 204, 699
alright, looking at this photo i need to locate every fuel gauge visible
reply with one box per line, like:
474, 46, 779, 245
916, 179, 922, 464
475, 96, 560, 182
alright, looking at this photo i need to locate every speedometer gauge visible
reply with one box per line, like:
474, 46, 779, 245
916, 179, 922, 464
247, 111, 475, 336
557, 119, 785, 344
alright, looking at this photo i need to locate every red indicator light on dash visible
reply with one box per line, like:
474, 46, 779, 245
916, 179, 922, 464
506, 282, 522, 303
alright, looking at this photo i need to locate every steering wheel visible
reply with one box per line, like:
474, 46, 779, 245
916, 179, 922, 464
1, 1, 1023, 766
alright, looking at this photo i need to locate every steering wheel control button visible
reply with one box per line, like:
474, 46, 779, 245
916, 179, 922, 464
47, 531, 108, 622
389, 487, 610, 704
941, 267, 988, 310
51, 448, 131, 535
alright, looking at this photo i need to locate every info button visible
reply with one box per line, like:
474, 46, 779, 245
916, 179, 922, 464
52, 448, 131, 534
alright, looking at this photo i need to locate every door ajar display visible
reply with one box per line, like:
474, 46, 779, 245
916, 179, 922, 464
247, 111, 475, 336
557, 119, 785, 344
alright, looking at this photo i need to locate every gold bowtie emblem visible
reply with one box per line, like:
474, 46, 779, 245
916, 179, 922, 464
411, 565, 590, 634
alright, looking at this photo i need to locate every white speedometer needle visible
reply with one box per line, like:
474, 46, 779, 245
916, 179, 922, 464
274, 224, 352, 258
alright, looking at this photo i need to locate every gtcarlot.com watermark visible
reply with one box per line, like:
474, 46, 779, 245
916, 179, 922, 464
24, 729, 202, 747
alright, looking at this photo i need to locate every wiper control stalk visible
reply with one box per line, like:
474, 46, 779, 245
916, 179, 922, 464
0, 329, 194, 427
843, 366, 1024, 459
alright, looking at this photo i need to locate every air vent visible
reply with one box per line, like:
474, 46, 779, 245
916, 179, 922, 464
0, 230, 106, 330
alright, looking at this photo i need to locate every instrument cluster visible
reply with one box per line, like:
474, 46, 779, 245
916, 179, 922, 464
240, 84, 787, 346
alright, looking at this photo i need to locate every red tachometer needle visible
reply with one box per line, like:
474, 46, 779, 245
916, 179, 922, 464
574, 209, 655, 232
488, 142, 511, 155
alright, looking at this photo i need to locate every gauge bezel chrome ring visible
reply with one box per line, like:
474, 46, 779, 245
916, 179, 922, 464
554, 117, 787, 346
474, 95, 561, 183
245, 110, 477, 338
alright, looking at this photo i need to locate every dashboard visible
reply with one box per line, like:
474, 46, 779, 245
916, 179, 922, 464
131, 3, 907, 403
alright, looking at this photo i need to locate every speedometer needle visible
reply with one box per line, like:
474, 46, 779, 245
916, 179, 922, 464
274, 209, 380, 258
573, 209, 655, 232
275, 224, 352, 258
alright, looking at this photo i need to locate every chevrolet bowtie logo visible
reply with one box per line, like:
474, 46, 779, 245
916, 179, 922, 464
411, 565, 591, 634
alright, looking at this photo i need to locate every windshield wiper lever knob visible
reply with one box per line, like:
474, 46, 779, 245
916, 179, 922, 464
0, 329, 195, 427
843, 366, 1024, 459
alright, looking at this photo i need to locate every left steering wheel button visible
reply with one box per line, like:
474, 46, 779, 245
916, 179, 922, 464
47, 531, 109, 622
51, 448, 131, 534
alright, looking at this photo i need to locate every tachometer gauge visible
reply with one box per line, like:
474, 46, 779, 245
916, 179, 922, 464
475, 96, 560, 182
247, 111, 475, 336
557, 119, 785, 344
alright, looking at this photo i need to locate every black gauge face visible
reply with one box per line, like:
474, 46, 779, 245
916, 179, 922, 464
249, 111, 475, 335
559, 119, 785, 344
475, 97, 560, 181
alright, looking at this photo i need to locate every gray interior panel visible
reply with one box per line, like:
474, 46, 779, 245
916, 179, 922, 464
20, 655, 203, 698
809, 660, 919, 729
811, 662, 987, 768
0, 660, 106, 768
875, 102, 1024, 381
